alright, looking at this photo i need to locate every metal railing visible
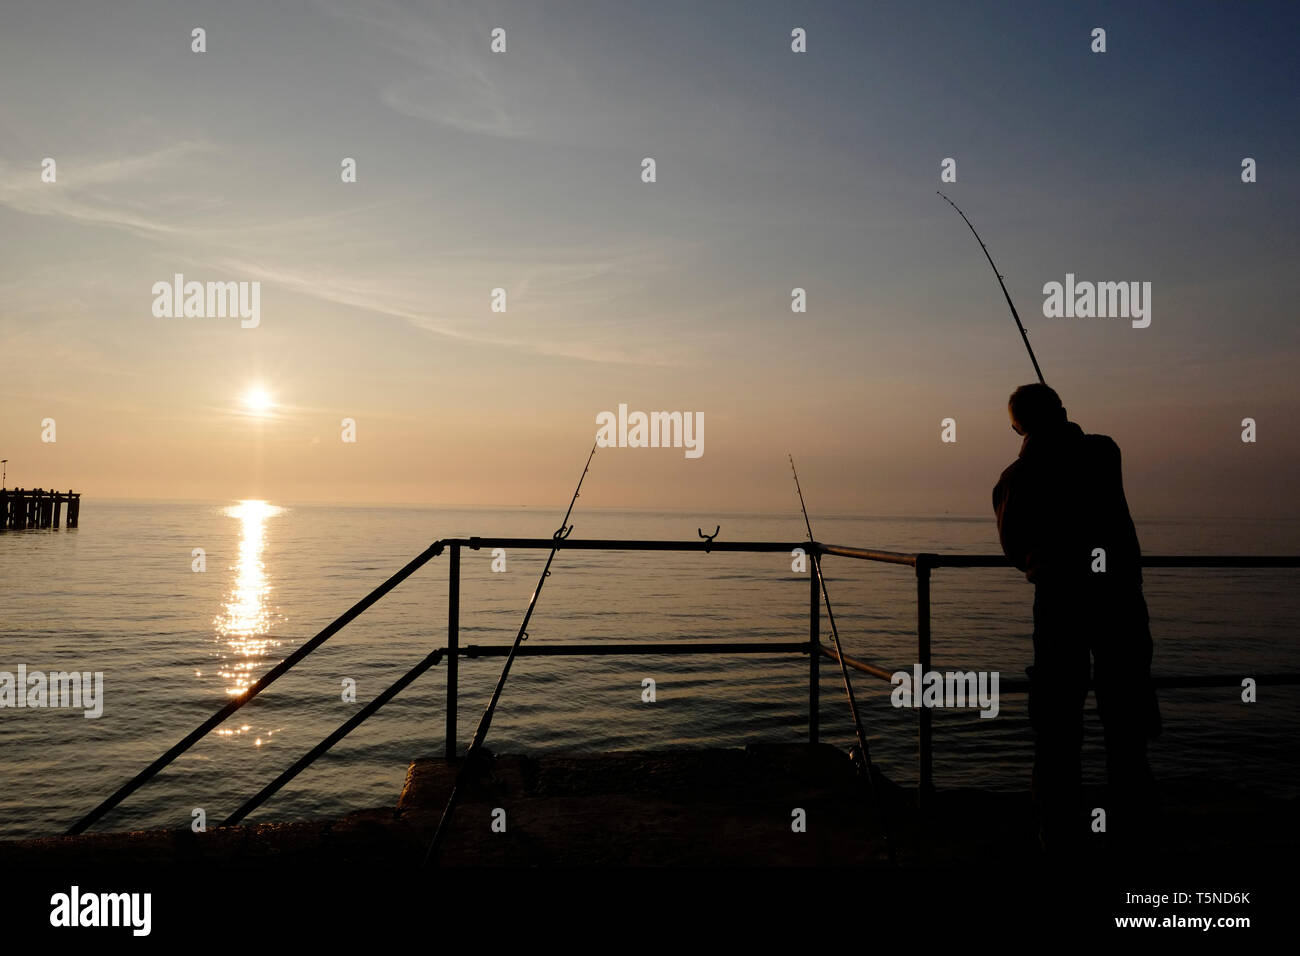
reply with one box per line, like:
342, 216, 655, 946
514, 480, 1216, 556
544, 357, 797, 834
818, 547, 1300, 800
68, 536, 1300, 834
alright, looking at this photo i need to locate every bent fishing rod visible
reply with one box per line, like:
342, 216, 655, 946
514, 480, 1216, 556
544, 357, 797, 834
937, 191, 1046, 385
422, 441, 597, 867
789, 455, 896, 865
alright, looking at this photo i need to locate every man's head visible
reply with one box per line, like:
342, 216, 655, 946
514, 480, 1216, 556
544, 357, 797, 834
1007, 383, 1066, 437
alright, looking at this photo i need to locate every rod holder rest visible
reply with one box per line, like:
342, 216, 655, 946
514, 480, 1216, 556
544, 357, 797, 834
698, 525, 721, 552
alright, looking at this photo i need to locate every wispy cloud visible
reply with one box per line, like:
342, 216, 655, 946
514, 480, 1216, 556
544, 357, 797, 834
0, 140, 689, 363
314, 0, 533, 138
0, 142, 206, 239
218, 244, 699, 366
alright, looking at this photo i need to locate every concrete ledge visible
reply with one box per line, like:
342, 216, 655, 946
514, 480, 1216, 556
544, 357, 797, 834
1, 744, 1293, 868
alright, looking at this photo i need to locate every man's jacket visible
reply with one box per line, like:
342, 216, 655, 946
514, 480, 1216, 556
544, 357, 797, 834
992, 421, 1143, 588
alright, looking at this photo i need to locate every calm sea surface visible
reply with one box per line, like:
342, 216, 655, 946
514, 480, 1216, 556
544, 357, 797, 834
1, 502, 1297, 839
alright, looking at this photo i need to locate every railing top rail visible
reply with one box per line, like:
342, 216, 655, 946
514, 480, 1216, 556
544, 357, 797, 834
457, 536, 807, 553
816, 548, 1300, 569
450, 538, 1300, 568
924, 554, 1300, 568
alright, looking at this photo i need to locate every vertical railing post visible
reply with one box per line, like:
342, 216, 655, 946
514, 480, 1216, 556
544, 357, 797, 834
809, 551, 820, 745
446, 542, 460, 760
916, 554, 933, 807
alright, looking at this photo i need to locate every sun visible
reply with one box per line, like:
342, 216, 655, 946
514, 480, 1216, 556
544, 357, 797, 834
243, 386, 273, 416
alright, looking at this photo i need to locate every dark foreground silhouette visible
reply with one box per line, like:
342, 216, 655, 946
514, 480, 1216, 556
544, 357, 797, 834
1, 746, 1285, 872
993, 384, 1160, 853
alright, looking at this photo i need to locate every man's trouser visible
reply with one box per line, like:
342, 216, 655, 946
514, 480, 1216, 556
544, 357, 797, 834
1029, 581, 1157, 850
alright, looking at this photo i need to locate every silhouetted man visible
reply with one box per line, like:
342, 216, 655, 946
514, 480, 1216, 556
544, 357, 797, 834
992, 383, 1158, 855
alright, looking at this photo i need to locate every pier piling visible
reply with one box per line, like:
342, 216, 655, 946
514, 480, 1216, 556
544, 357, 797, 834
0, 488, 80, 529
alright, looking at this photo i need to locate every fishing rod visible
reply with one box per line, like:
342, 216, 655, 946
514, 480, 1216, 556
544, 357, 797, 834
422, 442, 597, 866
789, 455, 897, 865
937, 191, 1046, 384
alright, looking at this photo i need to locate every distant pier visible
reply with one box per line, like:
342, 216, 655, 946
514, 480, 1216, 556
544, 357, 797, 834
0, 488, 80, 529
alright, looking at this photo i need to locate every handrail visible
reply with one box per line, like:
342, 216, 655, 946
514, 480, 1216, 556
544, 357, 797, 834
460, 536, 807, 552
457, 641, 810, 656
66, 540, 449, 835
66, 535, 1300, 836
815, 547, 1300, 802
453, 538, 1300, 569
821, 548, 1300, 568
221, 649, 446, 826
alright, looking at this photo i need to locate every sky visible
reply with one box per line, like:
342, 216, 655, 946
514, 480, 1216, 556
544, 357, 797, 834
1, 0, 1297, 516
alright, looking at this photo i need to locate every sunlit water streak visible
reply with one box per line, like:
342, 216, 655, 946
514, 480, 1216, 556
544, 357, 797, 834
213, 500, 284, 703
1, 503, 1297, 839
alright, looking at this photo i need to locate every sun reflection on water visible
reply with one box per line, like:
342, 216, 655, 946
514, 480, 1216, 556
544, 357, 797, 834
213, 500, 285, 701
